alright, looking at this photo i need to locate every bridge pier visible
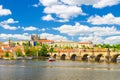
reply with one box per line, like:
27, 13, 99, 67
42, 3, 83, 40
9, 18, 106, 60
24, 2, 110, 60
66, 56, 70, 60
56, 56, 60, 60
75, 56, 82, 61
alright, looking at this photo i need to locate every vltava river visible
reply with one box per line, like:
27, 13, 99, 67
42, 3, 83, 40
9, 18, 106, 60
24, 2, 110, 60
0, 60, 120, 80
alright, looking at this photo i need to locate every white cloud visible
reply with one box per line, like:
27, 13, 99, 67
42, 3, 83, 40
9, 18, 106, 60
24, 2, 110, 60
40, 33, 69, 41
38, 0, 120, 8
57, 19, 69, 22
32, 3, 41, 7
93, 0, 120, 8
104, 36, 120, 44
42, 14, 55, 21
0, 18, 19, 30
40, 0, 58, 6
54, 22, 120, 44
23, 33, 29, 36
54, 22, 91, 36
61, 0, 99, 6
0, 24, 17, 30
23, 26, 38, 31
41, 28, 46, 31
78, 35, 103, 44
39, 28, 50, 32
79, 35, 120, 44
0, 33, 30, 40
92, 26, 120, 36
34, 0, 120, 22
35, 0, 86, 22
54, 22, 120, 36
0, 5, 12, 16
88, 13, 120, 25
44, 5, 84, 21
61, 0, 120, 8
0, 18, 19, 24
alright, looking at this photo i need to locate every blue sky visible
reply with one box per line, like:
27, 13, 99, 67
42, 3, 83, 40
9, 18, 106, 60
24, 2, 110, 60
0, 0, 120, 44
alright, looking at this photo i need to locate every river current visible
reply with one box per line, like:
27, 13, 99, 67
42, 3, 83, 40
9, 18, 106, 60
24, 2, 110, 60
0, 60, 120, 80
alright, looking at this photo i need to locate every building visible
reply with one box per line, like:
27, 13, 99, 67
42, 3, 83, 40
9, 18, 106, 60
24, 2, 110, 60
79, 41, 93, 48
37, 39, 54, 45
52, 41, 93, 48
31, 34, 54, 46
31, 34, 40, 41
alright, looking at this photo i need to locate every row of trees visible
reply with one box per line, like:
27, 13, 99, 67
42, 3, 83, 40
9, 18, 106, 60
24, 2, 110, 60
4, 43, 55, 58
24, 44, 54, 57
94, 44, 120, 51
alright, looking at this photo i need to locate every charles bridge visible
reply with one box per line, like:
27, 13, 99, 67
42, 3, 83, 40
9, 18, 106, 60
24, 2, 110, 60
48, 48, 120, 62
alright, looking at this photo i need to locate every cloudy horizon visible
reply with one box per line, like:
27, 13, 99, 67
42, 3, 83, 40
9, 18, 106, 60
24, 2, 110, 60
0, 0, 120, 44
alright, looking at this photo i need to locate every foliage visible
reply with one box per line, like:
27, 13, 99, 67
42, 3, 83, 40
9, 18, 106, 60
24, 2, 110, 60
17, 42, 20, 45
38, 44, 48, 56
24, 46, 38, 56
16, 48, 23, 57
75, 45, 78, 48
5, 52, 9, 57
36, 42, 41, 46
54, 44, 57, 47
94, 44, 120, 51
49, 46, 54, 53
22, 42, 29, 46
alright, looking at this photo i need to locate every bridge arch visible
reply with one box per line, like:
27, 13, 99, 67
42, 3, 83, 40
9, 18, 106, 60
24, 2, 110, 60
95, 54, 103, 62
82, 54, 89, 61
111, 54, 120, 62
46, 54, 50, 57
70, 54, 77, 61
53, 54, 57, 59
61, 54, 66, 60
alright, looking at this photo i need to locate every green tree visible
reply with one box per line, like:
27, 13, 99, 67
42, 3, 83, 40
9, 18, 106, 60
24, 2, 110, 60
39, 44, 48, 56
54, 44, 57, 47
5, 52, 9, 57
16, 48, 23, 57
17, 42, 20, 46
49, 46, 54, 53
22, 42, 29, 46
25, 46, 38, 56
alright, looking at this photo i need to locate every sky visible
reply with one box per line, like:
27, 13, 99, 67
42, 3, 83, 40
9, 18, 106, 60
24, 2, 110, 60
0, 0, 120, 44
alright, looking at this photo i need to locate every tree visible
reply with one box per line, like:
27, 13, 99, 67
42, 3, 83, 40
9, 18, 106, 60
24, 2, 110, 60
5, 52, 9, 57
17, 42, 20, 46
39, 44, 48, 56
22, 42, 28, 46
49, 46, 54, 53
24, 46, 38, 56
81, 45, 86, 52
36, 42, 41, 46
54, 44, 57, 47
16, 48, 23, 57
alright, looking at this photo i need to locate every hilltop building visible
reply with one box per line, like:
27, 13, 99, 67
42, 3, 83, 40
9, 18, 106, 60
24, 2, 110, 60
31, 34, 54, 46
12, 34, 93, 48
52, 41, 93, 48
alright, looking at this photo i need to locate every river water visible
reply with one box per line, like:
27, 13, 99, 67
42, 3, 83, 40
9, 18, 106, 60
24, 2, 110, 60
0, 60, 120, 80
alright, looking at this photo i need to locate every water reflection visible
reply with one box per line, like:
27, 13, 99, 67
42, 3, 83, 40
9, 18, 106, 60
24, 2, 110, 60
0, 60, 120, 80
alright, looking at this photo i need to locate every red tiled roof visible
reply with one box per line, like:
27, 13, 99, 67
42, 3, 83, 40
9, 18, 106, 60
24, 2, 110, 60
79, 42, 92, 44
37, 39, 54, 43
54, 48, 76, 52
0, 42, 2, 44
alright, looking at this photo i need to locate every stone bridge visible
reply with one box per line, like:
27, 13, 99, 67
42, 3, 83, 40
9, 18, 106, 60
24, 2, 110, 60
48, 48, 120, 62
